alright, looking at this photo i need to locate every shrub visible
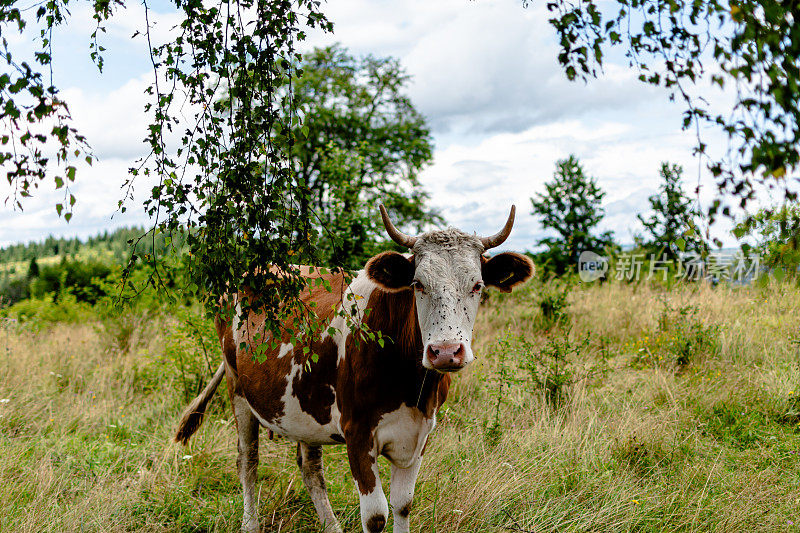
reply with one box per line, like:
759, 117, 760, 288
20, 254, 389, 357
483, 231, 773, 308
490, 329, 598, 411
97, 311, 150, 353
0, 276, 30, 305
525, 331, 594, 408
161, 306, 222, 403
3, 294, 94, 325
631, 298, 719, 369
30, 259, 113, 304
535, 281, 571, 331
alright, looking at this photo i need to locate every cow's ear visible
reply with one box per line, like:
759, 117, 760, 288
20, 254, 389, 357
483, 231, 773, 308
482, 252, 535, 293
365, 251, 415, 292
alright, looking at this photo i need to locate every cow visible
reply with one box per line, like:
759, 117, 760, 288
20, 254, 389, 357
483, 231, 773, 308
174, 205, 534, 533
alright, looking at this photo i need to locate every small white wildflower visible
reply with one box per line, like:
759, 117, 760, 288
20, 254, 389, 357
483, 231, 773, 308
182, 455, 193, 460
108, 424, 117, 428
502, 462, 513, 468
0, 399, 9, 404
453, 510, 463, 514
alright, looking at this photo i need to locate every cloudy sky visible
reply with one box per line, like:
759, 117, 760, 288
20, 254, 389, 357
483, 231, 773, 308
0, 0, 771, 251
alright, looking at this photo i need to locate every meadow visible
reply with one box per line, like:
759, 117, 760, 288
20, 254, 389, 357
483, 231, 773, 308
2, 278, 800, 532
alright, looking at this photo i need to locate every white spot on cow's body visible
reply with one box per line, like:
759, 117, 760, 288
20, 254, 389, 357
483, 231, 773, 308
324, 270, 377, 364
375, 405, 434, 468
244, 360, 342, 445
277, 343, 294, 358
232, 301, 242, 347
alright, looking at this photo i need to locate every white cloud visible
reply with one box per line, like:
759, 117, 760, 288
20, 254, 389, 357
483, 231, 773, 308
61, 75, 154, 161
0, 157, 157, 247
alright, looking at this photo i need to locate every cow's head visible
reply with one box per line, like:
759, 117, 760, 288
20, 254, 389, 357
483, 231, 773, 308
365, 205, 534, 372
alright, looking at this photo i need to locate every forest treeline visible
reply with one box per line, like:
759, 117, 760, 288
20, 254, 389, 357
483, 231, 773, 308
0, 226, 177, 264
0, 226, 186, 305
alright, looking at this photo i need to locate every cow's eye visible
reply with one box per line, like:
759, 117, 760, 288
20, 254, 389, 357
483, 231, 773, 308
471, 281, 484, 293
412, 280, 425, 293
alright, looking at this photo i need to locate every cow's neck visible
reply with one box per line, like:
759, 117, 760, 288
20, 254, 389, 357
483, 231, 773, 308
362, 286, 449, 418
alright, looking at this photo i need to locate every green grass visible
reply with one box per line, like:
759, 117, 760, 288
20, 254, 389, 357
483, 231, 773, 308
2, 279, 800, 531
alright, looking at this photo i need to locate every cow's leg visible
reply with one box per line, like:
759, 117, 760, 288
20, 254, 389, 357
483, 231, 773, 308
233, 396, 260, 533
346, 434, 388, 533
296, 443, 342, 533
389, 456, 423, 533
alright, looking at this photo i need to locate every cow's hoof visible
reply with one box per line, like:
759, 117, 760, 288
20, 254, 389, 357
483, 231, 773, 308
366, 514, 386, 532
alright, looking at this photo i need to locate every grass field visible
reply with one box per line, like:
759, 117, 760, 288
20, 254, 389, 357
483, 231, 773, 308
2, 279, 800, 532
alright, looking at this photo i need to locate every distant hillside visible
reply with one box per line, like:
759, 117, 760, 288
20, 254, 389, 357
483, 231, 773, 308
0, 227, 189, 304
0, 227, 183, 272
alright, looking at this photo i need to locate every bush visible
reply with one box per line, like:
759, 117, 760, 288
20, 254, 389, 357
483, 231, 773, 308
29, 259, 113, 304
3, 294, 94, 325
0, 277, 30, 305
631, 298, 719, 369
491, 330, 598, 411
535, 281, 571, 331
161, 306, 222, 404
525, 331, 596, 408
97, 311, 150, 353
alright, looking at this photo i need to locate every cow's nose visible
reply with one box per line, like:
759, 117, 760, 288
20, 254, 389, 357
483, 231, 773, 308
426, 342, 467, 371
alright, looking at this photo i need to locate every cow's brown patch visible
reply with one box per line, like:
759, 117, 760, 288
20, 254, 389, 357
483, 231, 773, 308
292, 336, 338, 425
399, 503, 412, 518
339, 287, 449, 495
232, 270, 347, 425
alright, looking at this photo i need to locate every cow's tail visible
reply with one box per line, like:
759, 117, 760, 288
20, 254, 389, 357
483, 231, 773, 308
174, 362, 226, 445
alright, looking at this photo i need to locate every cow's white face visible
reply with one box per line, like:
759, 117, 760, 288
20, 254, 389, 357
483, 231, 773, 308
365, 228, 534, 373
411, 231, 484, 371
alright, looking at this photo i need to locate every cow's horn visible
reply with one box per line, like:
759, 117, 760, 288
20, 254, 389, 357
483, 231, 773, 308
379, 204, 417, 249
480, 205, 516, 250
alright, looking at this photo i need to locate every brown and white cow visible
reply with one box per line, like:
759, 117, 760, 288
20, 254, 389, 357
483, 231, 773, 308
174, 205, 534, 533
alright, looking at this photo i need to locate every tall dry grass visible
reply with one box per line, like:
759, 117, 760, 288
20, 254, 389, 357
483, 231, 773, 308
1, 280, 799, 531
